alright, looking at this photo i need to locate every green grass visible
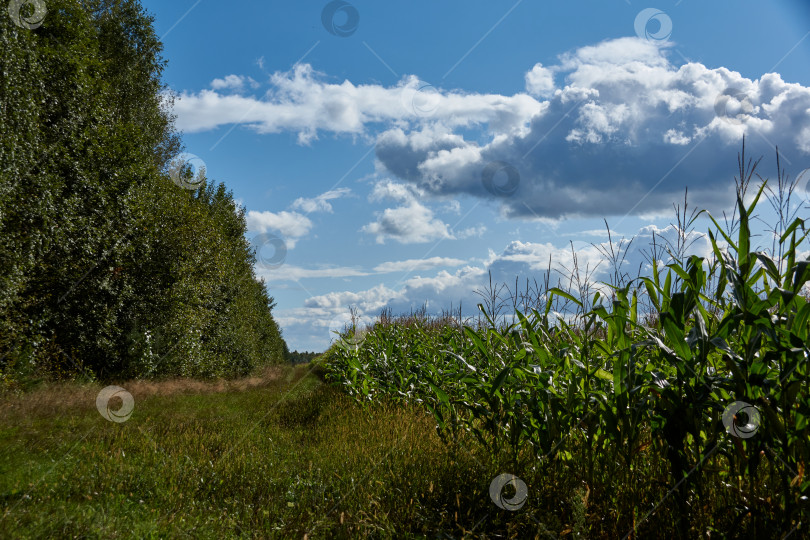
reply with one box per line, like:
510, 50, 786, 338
0, 365, 568, 538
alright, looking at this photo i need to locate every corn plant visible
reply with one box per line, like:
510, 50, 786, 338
322, 150, 810, 536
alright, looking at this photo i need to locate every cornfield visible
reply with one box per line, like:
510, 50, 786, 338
323, 152, 810, 537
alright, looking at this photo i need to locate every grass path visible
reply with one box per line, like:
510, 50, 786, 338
0, 365, 556, 539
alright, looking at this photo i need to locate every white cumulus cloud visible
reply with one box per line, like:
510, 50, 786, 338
246, 210, 313, 248
525, 63, 556, 97
173, 37, 810, 222
210, 74, 259, 92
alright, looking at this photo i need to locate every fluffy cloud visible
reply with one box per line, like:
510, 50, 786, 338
291, 188, 351, 214
295, 265, 488, 336
246, 210, 312, 248
376, 38, 810, 220
362, 202, 454, 244
246, 189, 351, 251
174, 38, 810, 221
211, 74, 259, 92
525, 63, 556, 97
362, 179, 455, 244
174, 66, 542, 143
304, 283, 400, 312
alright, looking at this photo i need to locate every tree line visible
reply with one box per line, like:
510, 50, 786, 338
1, 0, 287, 387
286, 350, 322, 364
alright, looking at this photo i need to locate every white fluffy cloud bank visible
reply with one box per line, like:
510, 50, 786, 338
174, 37, 810, 220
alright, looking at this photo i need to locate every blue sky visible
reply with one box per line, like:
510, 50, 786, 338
141, 0, 810, 351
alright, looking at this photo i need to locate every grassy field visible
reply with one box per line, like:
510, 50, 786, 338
0, 364, 566, 538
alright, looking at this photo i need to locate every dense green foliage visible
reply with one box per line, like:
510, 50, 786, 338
324, 161, 810, 536
0, 0, 286, 386
286, 350, 322, 364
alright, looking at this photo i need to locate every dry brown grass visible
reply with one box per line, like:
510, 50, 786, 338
0, 364, 287, 419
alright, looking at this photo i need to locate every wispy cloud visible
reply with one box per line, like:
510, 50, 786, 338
291, 187, 352, 214
373, 257, 466, 273
256, 264, 370, 281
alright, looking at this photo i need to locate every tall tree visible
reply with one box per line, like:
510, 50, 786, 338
0, 0, 286, 386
